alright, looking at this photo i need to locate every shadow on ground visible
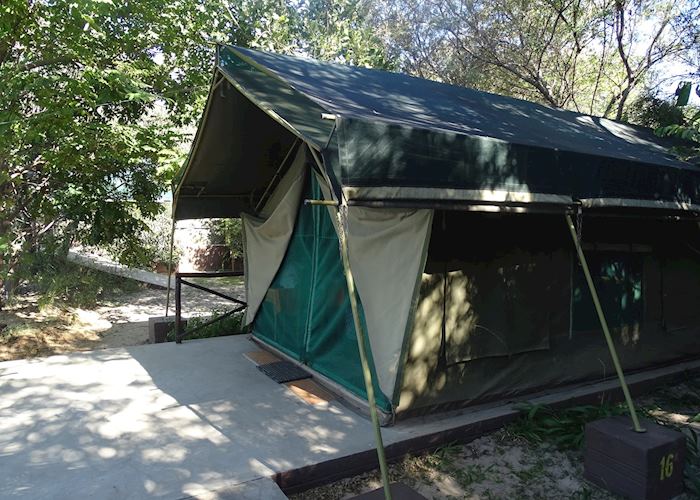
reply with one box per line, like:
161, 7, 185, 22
0, 337, 371, 499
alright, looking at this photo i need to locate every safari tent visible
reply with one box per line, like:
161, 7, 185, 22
173, 45, 700, 422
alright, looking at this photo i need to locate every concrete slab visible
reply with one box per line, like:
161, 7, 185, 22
1, 336, 698, 499
1, 336, 381, 499
67, 249, 173, 289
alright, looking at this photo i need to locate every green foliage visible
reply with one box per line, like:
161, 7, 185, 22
206, 219, 244, 260
101, 203, 181, 270
0, 0, 391, 300
167, 309, 246, 341
659, 122, 700, 143
505, 402, 628, 450
656, 106, 700, 161
0, 0, 205, 291
301, 0, 396, 69
626, 94, 687, 129
626, 91, 700, 160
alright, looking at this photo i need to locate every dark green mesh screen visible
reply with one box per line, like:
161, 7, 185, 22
253, 175, 391, 411
572, 252, 644, 334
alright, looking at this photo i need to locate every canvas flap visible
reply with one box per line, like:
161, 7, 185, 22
242, 147, 307, 324
346, 206, 433, 401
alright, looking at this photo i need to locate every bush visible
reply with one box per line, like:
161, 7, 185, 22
96, 204, 181, 271
505, 402, 628, 450
166, 308, 246, 342
206, 219, 244, 260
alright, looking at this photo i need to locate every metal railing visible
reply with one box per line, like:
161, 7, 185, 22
174, 271, 247, 343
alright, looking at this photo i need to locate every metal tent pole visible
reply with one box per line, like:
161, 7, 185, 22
165, 217, 176, 316
565, 213, 645, 433
336, 204, 393, 500
254, 138, 301, 213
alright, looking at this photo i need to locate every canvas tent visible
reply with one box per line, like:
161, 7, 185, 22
174, 45, 700, 422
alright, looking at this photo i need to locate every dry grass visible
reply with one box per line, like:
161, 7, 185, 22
0, 294, 108, 361
0, 279, 245, 362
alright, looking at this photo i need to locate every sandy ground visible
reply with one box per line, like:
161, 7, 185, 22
292, 376, 700, 500
0, 285, 244, 361
290, 434, 618, 500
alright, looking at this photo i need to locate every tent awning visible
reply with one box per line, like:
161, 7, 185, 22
173, 45, 700, 220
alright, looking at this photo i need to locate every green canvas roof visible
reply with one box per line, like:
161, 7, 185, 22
173, 45, 700, 220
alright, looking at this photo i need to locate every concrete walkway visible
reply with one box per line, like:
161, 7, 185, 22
2, 336, 699, 499
1, 337, 292, 499
67, 249, 173, 289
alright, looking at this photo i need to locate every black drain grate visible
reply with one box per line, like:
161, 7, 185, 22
258, 361, 311, 383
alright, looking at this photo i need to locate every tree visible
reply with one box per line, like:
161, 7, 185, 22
206, 219, 244, 261
658, 111, 700, 158
1, 0, 194, 296
301, 0, 396, 69
372, 0, 700, 119
0, 0, 389, 302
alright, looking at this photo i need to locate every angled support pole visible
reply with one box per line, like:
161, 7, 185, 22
254, 138, 301, 213
336, 205, 393, 500
306, 141, 392, 499
565, 212, 645, 433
